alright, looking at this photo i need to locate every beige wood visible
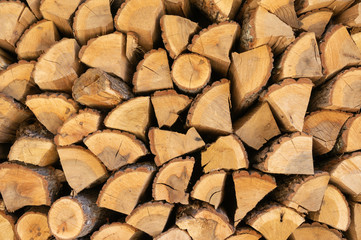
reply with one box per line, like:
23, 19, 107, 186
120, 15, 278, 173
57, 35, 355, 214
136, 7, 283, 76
352, 31, 361, 52
190, 0, 242, 22
91, 222, 143, 240
334, 113, 361, 153
337, 3, 361, 27
126, 32, 145, 66
299, 10, 333, 39
163, 0, 191, 17
0, 211, 15, 240
26, 0, 42, 19
155, 227, 191, 240
149, 127, 205, 166
226, 228, 262, 240
258, 0, 300, 27
290, 222, 344, 240
15, 210, 51, 240
347, 202, 361, 240
0, 48, 14, 71
328, 0, 355, 15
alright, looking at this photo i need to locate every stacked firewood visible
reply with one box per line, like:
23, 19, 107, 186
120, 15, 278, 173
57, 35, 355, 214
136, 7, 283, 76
1, 0, 361, 239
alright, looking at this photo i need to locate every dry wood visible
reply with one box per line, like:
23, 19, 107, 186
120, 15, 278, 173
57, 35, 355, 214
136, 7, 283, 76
126, 201, 173, 237
33, 38, 82, 92
328, 0, 355, 15
91, 222, 144, 240
0, 48, 14, 71
149, 127, 205, 166
337, 3, 361, 27
25, 93, 79, 134
126, 32, 144, 66
26, 0, 42, 19
104, 96, 152, 141
171, 53, 211, 93
161, 15, 199, 59
153, 157, 195, 204
0, 211, 16, 240
189, 22, 240, 76
295, 0, 352, 14
226, 228, 262, 240
151, 90, 191, 128
15, 209, 51, 240
73, 0, 113, 45
262, 78, 313, 132
229, 45, 273, 113
232, 170, 277, 226
97, 163, 156, 215
163, 0, 191, 17
84, 130, 148, 171
16, 20, 60, 60
254, 132, 314, 175
347, 202, 361, 240
290, 222, 344, 240
352, 31, 361, 51
299, 9, 333, 39
201, 134, 248, 173
334, 113, 361, 153
190, 0, 242, 22
155, 227, 191, 240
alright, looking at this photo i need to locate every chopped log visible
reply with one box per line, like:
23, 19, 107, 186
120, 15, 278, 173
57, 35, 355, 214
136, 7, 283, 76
163, 0, 191, 17
126, 201, 173, 237
320, 25, 361, 81
334, 113, 361, 153
254, 132, 314, 175
299, 9, 333, 39
337, 3, 361, 27
226, 228, 262, 240
73, 0, 113, 45
151, 90, 191, 128
0, 61, 37, 102
91, 222, 144, 240
328, 0, 355, 15
187, 80, 232, 135
262, 78, 313, 132
54, 108, 101, 146
295, 0, 353, 14
149, 127, 205, 166
0, 48, 14, 71
352, 31, 361, 51
171, 53, 211, 93
308, 184, 350, 231
347, 202, 361, 240
114, 0, 165, 51
188, 22, 240, 76
15, 209, 51, 240
232, 170, 277, 226
290, 222, 344, 240
201, 134, 248, 173
72, 68, 133, 109
153, 157, 195, 204
234, 102, 281, 150
84, 130, 148, 171
40, 0, 82, 35
97, 163, 156, 215
229, 45, 273, 113
126, 32, 145, 66
25, 93, 79, 134
57, 145, 108, 193
133, 48, 173, 93
155, 227, 191, 240
26, 0, 42, 19
79, 32, 133, 82
303, 110, 351, 155
33, 38, 82, 92
16, 20, 60, 60
191, 170, 227, 209
0, 1, 36, 52
241, 6, 295, 55
0, 211, 16, 240
189, 0, 243, 22
0, 162, 60, 212
104, 96, 152, 141
0, 94, 32, 143
48, 193, 104, 239
161, 15, 199, 59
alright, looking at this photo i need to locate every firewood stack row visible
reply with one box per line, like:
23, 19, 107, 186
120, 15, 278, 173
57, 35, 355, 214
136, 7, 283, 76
1, 0, 361, 239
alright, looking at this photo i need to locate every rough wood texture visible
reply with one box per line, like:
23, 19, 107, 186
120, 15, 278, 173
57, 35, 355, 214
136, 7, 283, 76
290, 222, 344, 240
15, 209, 51, 240
191, 0, 242, 22
0, 211, 16, 240
299, 10, 333, 39
91, 222, 144, 240
0, 48, 14, 71
226, 228, 262, 240
155, 227, 191, 240
163, 0, 191, 17
337, 3, 361, 27
334, 113, 361, 153
347, 202, 361, 240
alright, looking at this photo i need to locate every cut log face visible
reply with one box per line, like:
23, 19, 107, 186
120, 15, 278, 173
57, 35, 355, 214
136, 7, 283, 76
229, 45, 273, 113
126, 32, 144, 66
241, 6, 295, 55
305, 110, 352, 155
352, 32, 361, 52
91, 222, 143, 240
0, 162, 59, 212
308, 184, 351, 231
320, 25, 361, 81
262, 78, 313, 132
16, 20, 60, 60
201, 135, 248, 173
296, 0, 335, 14
153, 157, 195, 204
54, 108, 101, 146
133, 48, 173, 93
336, 3, 361, 27
57, 146, 108, 193
97, 163, 156, 215
246, 204, 304, 240
335, 113, 361, 153
190, 0, 242, 22
104, 96, 151, 141
84, 130, 148, 171
234, 102, 281, 150
126, 201, 173, 237
0, 1, 36, 52
149, 127, 205, 166
226, 228, 262, 240
151, 90, 192, 128
0, 48, 14, 71
40, 0, 82, 35
15, 210, 51, 240
254, 132, 314, 175
73, 0, 114, 45
171, 53, 211, 94
290, 222, 344, 240
0, 61, 36, 102
27, 0, 42, 19
188, 22, 240, 76
0, 211, 15, 240
187, 80, 232, 135
161, 15, 199, 59
155, 227, 191, 240
299, 10, 333, 39
163, 0, 191, 18
114, 0, 165, 51
72, 68, 133, 109
33, 38, 82, 92
191, 170, 227, 209
79, 32, 132, 82
25, 93, 79, 134
347, 202, 361, 240
232, 170, 277, 226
